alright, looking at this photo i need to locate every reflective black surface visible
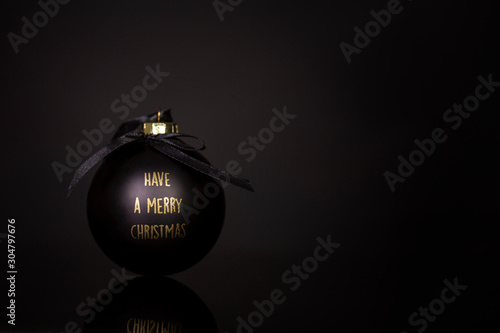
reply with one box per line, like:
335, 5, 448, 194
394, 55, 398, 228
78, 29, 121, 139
83, 276, 218, 333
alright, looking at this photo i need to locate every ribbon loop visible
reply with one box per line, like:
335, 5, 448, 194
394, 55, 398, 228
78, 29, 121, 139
67, 127, 254, 198
150, 133, 207, 151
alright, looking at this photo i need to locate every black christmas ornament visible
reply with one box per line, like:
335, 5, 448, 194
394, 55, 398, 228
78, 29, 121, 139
68, 109, 253, 275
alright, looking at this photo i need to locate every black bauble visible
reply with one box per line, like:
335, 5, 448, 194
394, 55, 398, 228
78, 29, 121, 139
87, 139, 225, 275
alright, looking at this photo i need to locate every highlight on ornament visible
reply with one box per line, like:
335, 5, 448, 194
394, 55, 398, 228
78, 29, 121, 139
68, 108, 254, 275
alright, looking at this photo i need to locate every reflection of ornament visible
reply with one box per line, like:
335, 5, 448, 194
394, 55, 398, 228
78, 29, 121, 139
69, 109, 253, 275
83, 276, 218, 332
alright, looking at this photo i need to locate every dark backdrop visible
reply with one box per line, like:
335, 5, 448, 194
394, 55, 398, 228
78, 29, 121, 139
1, 0, 499, 332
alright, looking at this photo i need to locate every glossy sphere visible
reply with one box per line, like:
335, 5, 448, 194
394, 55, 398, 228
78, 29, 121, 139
87, 140, 225, 275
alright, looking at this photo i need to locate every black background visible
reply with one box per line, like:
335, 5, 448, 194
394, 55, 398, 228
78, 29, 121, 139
1, 0, 499, 332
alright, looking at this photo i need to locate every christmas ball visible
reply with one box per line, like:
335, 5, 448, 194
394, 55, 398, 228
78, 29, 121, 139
86, 114, 225, 275
83, 276, 218, 332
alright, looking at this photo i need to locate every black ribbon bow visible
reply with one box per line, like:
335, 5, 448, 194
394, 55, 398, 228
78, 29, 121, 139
67, 111, 254, 197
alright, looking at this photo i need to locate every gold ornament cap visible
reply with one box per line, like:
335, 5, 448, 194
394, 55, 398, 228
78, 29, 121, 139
143, 108, 178, 135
